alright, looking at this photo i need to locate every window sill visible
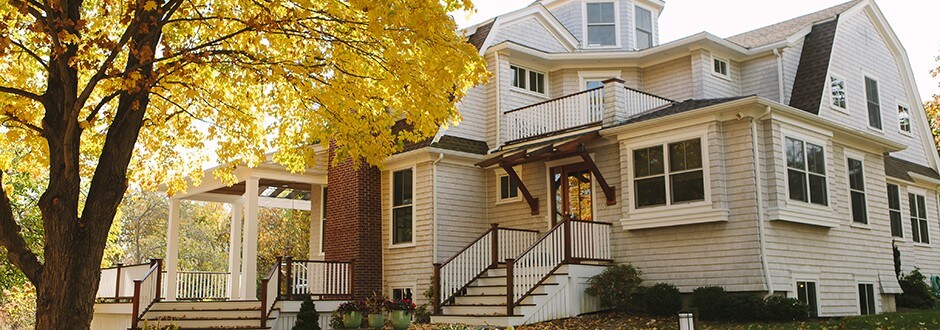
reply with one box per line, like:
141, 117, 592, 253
495, 197, 522, 205
710, 71, 731, 81
913, 242, 932, 249
899, 130, 913, 138
849, 223, 871, 230
584, 44, 621, 50
767, 206, 841, 228
621, 203, 729, 230
509, 87, 548, 99
389, 242, 416, 250
866, 126, 884, 134
829, 105, 848, 114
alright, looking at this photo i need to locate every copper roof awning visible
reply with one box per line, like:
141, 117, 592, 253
476, 132, 616, 214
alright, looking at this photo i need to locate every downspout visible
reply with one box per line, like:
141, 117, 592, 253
748, 106, 774, 297
773, 48, 786, 103
431, 153, 444, 263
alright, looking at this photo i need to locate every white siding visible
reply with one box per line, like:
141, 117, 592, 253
446, 85, 487, 142
781, 39, 804, 105
741, 54, 781, 101
435, 162, 490, 262
642, 56, 693, 101
698, 50, 743, 99
382, 162, 434, 305
491, 17, 568, 53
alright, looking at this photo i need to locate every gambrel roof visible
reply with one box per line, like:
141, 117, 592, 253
727, 0, 862, 48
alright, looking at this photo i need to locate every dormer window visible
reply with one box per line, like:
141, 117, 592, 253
510, 65, 545, 94
585, 2, 618, 47
635, 6, 653, 50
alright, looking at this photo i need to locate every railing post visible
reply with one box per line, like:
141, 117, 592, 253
275, 256, 283, 301
432, 263, 442, 315
154, 259, 163, 301
260, 277, 268, 328
114, 263, 123, 298
505, 258, 514, 316
284, 256, 293, 300
563, 220, 572, 263
490, 223, 500, 268
131, 280, 142, 330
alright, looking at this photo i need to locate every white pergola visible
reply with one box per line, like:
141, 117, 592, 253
163, 161, 327, 300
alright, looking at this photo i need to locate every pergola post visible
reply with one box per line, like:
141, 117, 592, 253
165, 197, 181, 301
227, 204, 243, 300
240, 177, 260, 300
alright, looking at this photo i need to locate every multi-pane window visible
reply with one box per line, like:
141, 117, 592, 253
713, 58, 728, 77
831, 76, 846, 109
865, 77, 882, 129
392, 169, 413, 245
498, 174, 519, 201
786, 137, 827, 206
898, 105, 911, 133
633, 138, 704, 208
586, 2, 616, 46
320, 187, 328, 253
858, 283, 875, 315
797, 281, 818, 317
510, 65, 545, 94
635, 6, 653, 50
887, 184, 903, 237
392, 288, 413, 301
910, 193, 929, 244
847, 158, 867, 224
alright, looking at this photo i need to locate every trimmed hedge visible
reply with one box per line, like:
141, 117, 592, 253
764, 296, 808, 321
643, 283, 682, 316
585, 264, 644, 311
691, 286, 808, 322
691, 286, 729, 321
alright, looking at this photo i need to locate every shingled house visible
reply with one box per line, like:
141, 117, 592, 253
91, 0, 940, 328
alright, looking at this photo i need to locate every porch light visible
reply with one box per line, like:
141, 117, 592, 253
679, 312, 694, 330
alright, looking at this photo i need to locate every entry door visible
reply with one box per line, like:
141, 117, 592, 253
551, 163, 594, 225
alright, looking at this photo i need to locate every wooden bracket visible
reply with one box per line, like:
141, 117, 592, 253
579, 151, 616, 206
500, 162, 539, 215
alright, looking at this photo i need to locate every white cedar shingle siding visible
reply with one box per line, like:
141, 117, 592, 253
781, 39, 804, 105
382, 162, 434, 305
824, 11, 928, 165
491, 17, 569, 53
642, 56, 693, 101
741, 54, 782, 101
434, 162, 490, 262
549, 1, 583, 44
446, 85, 487, 142
699, 50, 743, 99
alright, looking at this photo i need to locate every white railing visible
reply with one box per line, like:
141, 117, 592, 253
131, 260, 163, 329
570, 220, 612, 261
288, 260, 352, 298
504, 87, 604, 142
623, 86, 673, 118
96, 262, 152, 299
175, 271, 229, 300
432, 225, 539, 313
508, 222, 566, 305
260, 260, 281, 328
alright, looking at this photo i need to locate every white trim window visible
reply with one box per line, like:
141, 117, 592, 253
830, 76, 846, 110
585, 2, 617, 47
320, 187, 328, 254
634, 5, 653, 50
497, 172, 520, 203
909, 193, 929, 244
898, 105, 911, 133
392, 169, 414, 245
865, 76, 882, 129
887, 184, 903, 237
712, 57, 729, 78
633, 138, 704, 208
785, 137, 827, 206
796, 281, 819, 317
847, 157, 867, 224
392, 287, 413, 301
510, 65, 545, 94
858, 283, 876, 315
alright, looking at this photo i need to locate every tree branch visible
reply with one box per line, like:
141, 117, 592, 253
9, 39, 49, 70
0, 85, 44, 103
85, 91, 121, 123
0, 172, 44, 286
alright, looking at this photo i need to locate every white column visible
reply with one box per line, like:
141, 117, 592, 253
165, 198, 182, 301
227, 204, 243, 299
240, 178, 260, 300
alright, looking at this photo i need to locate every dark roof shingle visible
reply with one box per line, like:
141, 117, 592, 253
727, 0, 860, 48
884, 156, 940, 182
468, 20, 495, 50
788, 18, 840, 114
616, 96, 750, 126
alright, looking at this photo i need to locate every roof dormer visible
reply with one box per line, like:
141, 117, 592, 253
543, 0, 664, 51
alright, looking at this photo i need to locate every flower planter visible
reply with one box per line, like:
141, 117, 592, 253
343, 311, 363, 329
367, 313, 385, 329
389, 310, 411, 330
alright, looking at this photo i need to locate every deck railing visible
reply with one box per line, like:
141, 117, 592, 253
432, 224, 539, 314
260, 257, 282, 328
174, 271, 229, 300
96, 262, 152, 300
286, 259, 353, 299
503, 86, 673, 142
131, 259, 163, 329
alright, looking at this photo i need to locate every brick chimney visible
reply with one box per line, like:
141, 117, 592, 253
324, 144, 382, 299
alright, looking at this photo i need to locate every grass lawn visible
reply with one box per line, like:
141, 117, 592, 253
510, 310, 940, 330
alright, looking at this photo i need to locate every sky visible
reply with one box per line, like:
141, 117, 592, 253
451, 0, 940, 101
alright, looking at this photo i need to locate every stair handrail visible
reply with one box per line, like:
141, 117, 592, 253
432, 224, 539, 314
130, 258, 163, 330
260, 256, 283, 328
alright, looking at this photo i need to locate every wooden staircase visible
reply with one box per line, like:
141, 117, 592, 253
137, 300, 273, 330
431, 220, 613, 327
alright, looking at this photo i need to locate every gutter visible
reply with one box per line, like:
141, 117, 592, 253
746, 106, 774, 297
773, 48, 786, 102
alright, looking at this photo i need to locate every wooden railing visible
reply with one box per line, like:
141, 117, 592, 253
506, 220, 612, 314
131, 259, 163, 330
504, 87, 604, 142
174, 271, 229, 300
623, 86, 673, 117
96, 262, 152, 299
286, 259, 353, 300
432, 224, 539, 314
260, 257, 282, 328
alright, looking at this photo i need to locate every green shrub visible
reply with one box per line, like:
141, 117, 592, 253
691, 286, 729, 321
898, 268, 938, 309
292, 295, 320, 330
724, 294, 766, 321
643, 283, 682, 316
585, 264, 643, 311
764, 295, 808, 321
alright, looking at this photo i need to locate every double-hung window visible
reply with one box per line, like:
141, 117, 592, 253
898, 105, 911, 133
858, 283, 876, 315
713, 57, 729, 77
786, 137, 827, 206
865, 77, 882, 129
392, 169, 413, 245
510, 65, 545, 94
633, 138, 704, 208
635, 6, 653, 50
797, 281, 819, 317
830, 76, 846, 109
887, 184, 903, 237
498, 173, 519, 202
847, 158, 867, 224
586, 2, 617, 47
910, 193, 929, 244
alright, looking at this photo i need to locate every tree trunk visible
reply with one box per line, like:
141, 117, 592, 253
34, 243, 104, 329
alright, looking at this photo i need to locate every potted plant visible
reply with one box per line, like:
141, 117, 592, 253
385, 298, 416, 330
337, 300, 365, 329
365, 292, 388, 329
